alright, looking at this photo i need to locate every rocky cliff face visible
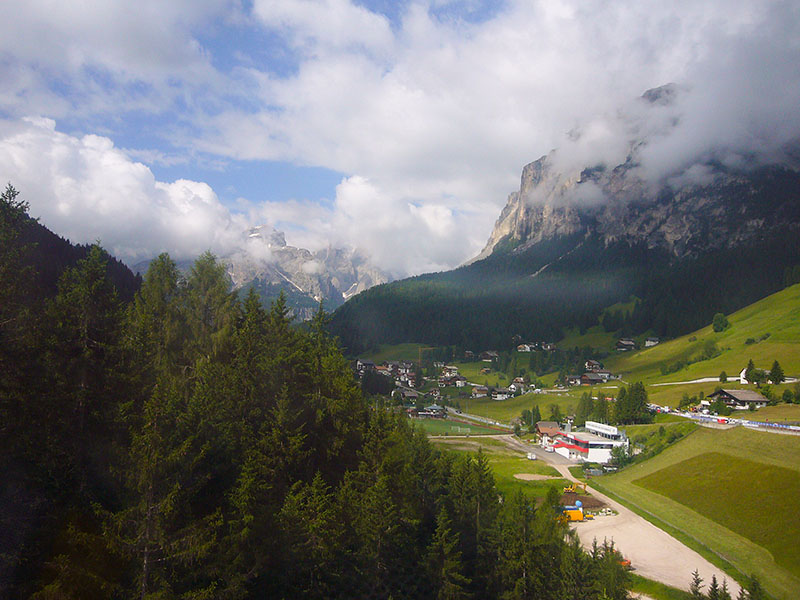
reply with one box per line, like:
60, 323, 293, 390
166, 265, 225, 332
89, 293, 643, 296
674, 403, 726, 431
135, 226, 389, 319
475, 153, 800, 262
224, 226, 389, 318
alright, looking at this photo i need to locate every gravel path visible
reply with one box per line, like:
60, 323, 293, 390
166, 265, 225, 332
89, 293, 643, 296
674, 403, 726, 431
552, 464, 742, 595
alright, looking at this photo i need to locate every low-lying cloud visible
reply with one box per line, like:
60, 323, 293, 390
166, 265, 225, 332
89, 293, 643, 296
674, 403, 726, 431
1, 1, 799, 275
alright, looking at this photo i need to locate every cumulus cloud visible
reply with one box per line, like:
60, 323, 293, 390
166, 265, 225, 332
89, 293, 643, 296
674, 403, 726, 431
0, 117, 248, 263
2, 0, 799, 275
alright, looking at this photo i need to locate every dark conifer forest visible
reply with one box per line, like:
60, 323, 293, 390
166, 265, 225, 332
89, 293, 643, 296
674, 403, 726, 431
1, 185, 632, 598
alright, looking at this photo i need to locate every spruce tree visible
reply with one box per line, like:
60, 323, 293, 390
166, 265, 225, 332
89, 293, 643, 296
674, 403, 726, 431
689, 569, 704, 599
426, 506, 471, 600
770, 360, 784, 384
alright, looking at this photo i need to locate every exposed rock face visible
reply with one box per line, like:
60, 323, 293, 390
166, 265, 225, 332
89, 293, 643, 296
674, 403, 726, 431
224, 226, 390, 318
135, 226, 389, 319
475, 83, 800, 263
475, 153, 800, 262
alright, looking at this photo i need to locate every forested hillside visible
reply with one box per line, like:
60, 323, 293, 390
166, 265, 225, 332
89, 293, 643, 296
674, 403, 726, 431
1, 186, 632, 598
331, 230, 800, 355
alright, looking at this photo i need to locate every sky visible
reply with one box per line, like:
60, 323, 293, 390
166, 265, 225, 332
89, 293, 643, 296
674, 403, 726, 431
1, 0, 799, 276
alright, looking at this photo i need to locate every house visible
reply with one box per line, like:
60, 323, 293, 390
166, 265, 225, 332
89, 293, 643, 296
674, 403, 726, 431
356, 359, 376, 373
472, 385, 489, 398
395, 388, 419, 405
596, 370, 613, 381
442, 365, 459, 377
513, 376, 525, 384
541, 343, 556, 352
480, 350, 499, 362
585, 359, 602, 371
536, 421, 561, 445
566, 375, 582, 387
419, 404, 446, 418
492, 388, 510, 400
480, 367, 492, 375
454, 376, 467, 388
375, 365, 392, 377
616, 338, 636, 352
580, 372, 604, 386
517, 344, 532, 352
645, 337, 660, 347
433, 361, 445, 368
464, 350, 475, 360
706, 389, 769, 410
508, 383, 522, 394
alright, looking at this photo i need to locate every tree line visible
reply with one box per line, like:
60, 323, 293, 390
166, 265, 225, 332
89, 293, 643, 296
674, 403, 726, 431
1, 185, 634, 598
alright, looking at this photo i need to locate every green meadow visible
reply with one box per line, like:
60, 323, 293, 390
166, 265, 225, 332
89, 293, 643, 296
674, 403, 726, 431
605, 284, 800, 385
429, 436, 567, 498
591, 426, 800, 600
635, 452, 800, 575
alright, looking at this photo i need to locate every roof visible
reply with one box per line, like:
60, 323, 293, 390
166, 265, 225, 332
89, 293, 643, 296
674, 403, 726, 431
710, 389, 768, 403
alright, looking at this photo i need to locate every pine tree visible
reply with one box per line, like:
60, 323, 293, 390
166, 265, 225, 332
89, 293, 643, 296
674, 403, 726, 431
719, 578, 732, 600
427, 506, 471, 600
707, 574, 720, 600
125, 252, 185, 384
769, 360, 785, 384
745, 574, 765, 600
689, 569, 704, 599
745, 359, 756, 384
184, 251, 237, 364
575, 392, 594, 427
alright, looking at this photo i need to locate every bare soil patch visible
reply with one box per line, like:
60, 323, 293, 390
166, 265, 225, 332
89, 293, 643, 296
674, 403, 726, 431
561, 491, 606, 509
513, 473, 556, 481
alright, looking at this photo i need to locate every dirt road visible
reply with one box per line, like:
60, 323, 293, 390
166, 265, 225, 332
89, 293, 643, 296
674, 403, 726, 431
550, 463, 742, 595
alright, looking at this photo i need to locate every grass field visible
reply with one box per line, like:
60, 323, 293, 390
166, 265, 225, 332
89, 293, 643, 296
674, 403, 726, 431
356, 342, 426, 363
461, 391, 577, 423
605, 284, 800, 385
591, 426, 800, 600
411, 417, 503, 436
635, 452, 800, 575
456, 361, 509, 387
430, 436, 568, 498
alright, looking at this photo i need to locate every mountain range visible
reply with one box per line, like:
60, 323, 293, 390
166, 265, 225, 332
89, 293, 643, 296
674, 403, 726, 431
134, 226, 390, 320
330, 89, 800, 354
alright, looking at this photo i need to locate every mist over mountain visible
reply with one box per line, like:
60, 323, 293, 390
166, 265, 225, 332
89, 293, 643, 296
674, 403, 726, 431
331, 85, 800, 353
135, 226, 390, 320
475, 83, 800, 260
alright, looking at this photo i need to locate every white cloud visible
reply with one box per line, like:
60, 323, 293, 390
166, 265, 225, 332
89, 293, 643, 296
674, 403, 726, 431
0, 117, 248, 263
2, 1, 799, 276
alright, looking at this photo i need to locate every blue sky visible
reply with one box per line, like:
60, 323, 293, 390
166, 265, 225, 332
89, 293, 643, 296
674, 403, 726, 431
1, 0, 798, 275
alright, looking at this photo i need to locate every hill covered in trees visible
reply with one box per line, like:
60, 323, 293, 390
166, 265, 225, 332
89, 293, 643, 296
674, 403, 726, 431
330, 228, 800, 355
1, 185, 636, 598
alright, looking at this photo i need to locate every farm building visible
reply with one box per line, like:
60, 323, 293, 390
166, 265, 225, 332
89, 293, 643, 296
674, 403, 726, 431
552, 421, 628, 464
706, 389, 769, 410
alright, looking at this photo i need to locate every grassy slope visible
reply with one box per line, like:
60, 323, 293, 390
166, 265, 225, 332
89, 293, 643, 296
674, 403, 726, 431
635, 452, 800, 575
462, 392, 577, 423
356, 342, 426, 362
605, 284, 800, 385
592, 426, 800, 600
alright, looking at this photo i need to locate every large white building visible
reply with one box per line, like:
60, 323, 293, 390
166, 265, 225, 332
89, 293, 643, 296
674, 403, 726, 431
552, 421, 628, 464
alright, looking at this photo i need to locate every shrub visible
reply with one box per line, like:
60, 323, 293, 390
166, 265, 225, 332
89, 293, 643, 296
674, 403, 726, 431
712, 312, 729, 332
